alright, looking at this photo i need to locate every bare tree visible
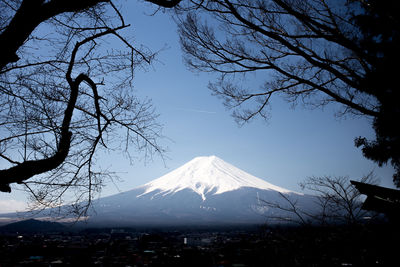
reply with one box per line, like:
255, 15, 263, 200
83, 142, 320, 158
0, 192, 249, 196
262, 173, 379, 226
176, 0, 400, 186
262, 191, 313, 226
0, 0, 181, 216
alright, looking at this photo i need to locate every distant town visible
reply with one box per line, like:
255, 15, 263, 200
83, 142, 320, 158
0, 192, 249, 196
0, 219, 397, 266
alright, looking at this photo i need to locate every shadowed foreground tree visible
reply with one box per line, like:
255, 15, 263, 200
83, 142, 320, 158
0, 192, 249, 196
0, 0, 181, 216
177, 0, 400, 186
262, 174, 378, 226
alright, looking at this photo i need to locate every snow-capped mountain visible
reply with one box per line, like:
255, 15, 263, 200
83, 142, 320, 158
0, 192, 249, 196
138, 155, 295, 201
86, 156, 316, 226
0, 156, 316, 226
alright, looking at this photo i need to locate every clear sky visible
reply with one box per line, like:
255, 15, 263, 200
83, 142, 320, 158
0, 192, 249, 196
0, 1, 396, 213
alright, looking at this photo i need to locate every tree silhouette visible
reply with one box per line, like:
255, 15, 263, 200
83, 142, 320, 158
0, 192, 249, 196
177, 0, 400, 186
0, 0, 181, 216
262, 174, 378, 226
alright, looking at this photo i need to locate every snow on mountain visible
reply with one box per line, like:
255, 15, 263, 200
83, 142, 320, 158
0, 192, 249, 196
138, 155, 297, 201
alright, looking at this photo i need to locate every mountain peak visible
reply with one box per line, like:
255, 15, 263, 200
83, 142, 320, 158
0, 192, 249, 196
138, 156, 295, 201
191, 155, 219, 163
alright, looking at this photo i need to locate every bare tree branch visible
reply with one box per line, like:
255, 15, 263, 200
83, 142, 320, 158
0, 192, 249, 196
0, 0, 180, 215
177, 0, 400, 186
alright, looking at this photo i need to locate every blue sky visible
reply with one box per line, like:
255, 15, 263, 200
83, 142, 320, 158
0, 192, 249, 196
0, 1, 396, 213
